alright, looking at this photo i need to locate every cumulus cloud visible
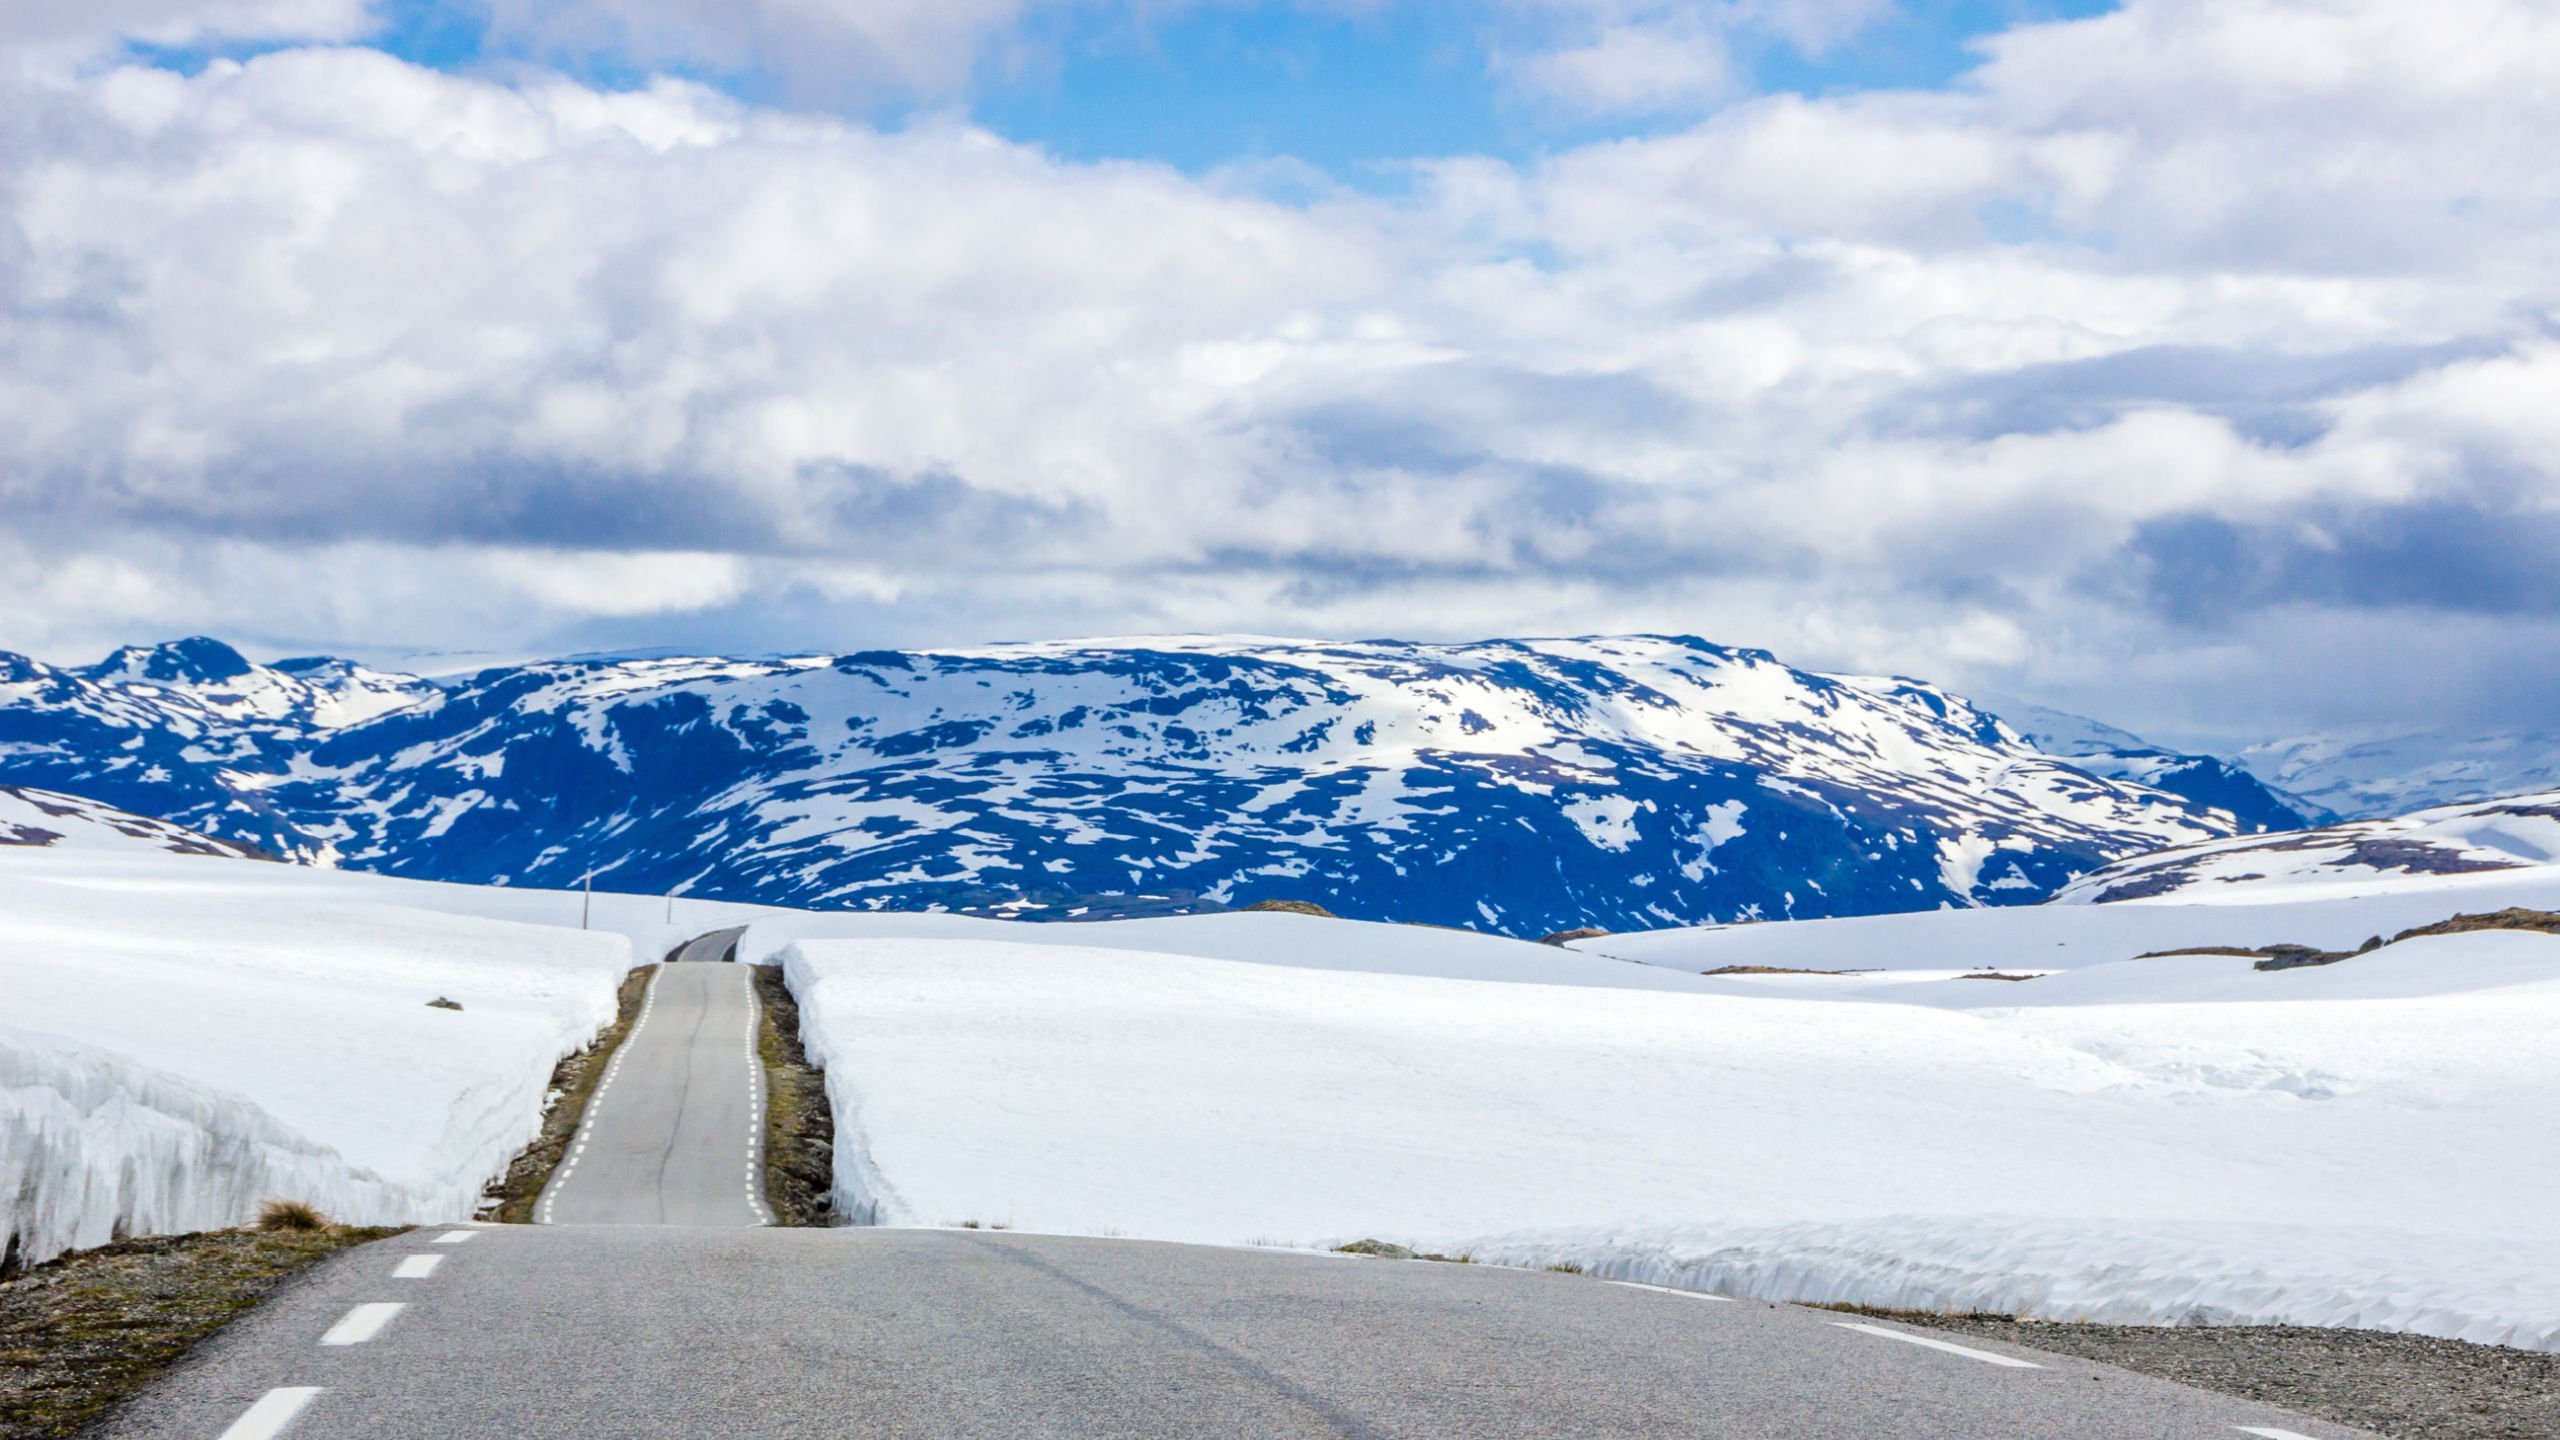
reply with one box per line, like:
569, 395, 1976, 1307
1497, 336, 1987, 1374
1, 0, 2557, 746
1490, 0, 1897, 116
0, 0, 368, 54
472, 0, 1065, 106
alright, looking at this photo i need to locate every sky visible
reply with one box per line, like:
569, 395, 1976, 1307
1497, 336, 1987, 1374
2, 0, 2556, 750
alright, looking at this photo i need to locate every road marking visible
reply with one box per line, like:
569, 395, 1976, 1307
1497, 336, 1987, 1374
215, 1386, 324, 1440
2236, 1429, 2327, 1439
1832, 1321, 2042, 1367
319, 1302, 405, 1346
1605, 1280, 1736, 1302
392, 1254, 443, 1279
432, 1229, 477, 1244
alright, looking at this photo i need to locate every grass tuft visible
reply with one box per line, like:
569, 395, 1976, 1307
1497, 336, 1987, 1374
254, 1200, 328, 1233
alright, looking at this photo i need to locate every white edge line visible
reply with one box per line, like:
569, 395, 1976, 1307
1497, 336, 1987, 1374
1605, 1280, 1736, 1302
2236, 1429, 2326, 1440
318, 1302, 405, 1347
215, 1386, 324, 1440
1832, 1321, 2042, 1368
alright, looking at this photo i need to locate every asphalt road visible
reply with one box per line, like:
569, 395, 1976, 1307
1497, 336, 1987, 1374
98, 930, 2383, 1440
669, 924, 746, 966
533, 952, 770, 1227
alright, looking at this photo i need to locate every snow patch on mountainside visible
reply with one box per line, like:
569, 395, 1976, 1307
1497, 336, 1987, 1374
2242, 729, 2560, 821
1981, 695, 2329, 832
2054, 789, 2560, 905
0, 785, 270, 858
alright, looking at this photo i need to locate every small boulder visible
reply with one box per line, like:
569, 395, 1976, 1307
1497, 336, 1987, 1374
427, 996, 464, 1011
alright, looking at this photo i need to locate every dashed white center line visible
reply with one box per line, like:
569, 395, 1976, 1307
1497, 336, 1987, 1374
214, 1386, 324, 1440
2236, 1429, 2328, 1439
1605, 1280, 1736, 1302
392, 1254, 443, 1279
318, 1302, 406, 1347
431, 1229, 477, 1244
1831, 1321, 2042, 1368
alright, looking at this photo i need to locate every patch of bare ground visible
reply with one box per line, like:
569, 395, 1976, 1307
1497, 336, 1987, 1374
0, 1212, 398, 1440
1703, 964, 1862, 976
478, 964, 657, 1223
2136, 907, 2560, 973
1237, 899, 1337, 917
1837, 1309, 2560, 1440
752, 964, 836, 1226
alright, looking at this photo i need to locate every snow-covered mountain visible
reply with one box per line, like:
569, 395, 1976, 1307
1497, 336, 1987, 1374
2239, 729, 2560, 820
1974, 696, 2329, 832
0, 634, 2278, 936
2056, 788, 2560, 904
0, 785, 272, 859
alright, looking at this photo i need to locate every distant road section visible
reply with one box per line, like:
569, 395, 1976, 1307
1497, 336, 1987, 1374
670, 924, 747, 965
533, 956, 769, 1227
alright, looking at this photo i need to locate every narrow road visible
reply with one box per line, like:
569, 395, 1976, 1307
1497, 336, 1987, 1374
534, 937, 769, 1227
98, 931, 2381, 1440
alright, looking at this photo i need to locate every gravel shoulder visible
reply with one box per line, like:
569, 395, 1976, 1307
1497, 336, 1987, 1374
1874, 1311, 2560, 1440
476, 962, 657, 1223
0, 1222, 396, 1439
753, 961, 836, 1225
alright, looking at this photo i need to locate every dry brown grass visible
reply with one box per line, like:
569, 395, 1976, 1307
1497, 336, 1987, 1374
253, 1200, 327, 1233
752, 964, 837, 1227
0, 1222, 398, 1439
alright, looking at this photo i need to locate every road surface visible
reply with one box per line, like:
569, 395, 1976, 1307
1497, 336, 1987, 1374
533, 951, 769, 1227
100, 932, 2379, 1440
668, 925, 746, 966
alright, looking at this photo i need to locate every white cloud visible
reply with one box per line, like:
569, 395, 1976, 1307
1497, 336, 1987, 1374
474, 0, 1067, 104
1488, 0, 1898, 115
0, 0, 368, 54
1501, 16, 1739, 115
2, 0, 2558, 742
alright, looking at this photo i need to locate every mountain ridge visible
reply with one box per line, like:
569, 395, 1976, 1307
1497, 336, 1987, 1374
2, 632, 2288, 936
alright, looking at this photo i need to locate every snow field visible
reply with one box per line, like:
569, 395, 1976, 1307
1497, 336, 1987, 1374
0, 847, 653, 1267
778, 918, 2560, 1350
1568, 867, 2560, 976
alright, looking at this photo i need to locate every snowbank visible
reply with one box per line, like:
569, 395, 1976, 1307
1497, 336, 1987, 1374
744, 907, 1709, 989
0, 1027, 414, 1263
782, 922, 2560, 1349
0, 847, 649, 1267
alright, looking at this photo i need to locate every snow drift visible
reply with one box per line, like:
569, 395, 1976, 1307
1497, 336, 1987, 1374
0, 844, 675, 1269
774, 890, 2560, 1350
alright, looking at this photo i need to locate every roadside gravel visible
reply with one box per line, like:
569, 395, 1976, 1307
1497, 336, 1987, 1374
752, 962, 835, 1225
0, 1223, 396, 1439
1885, 1313, 2559, 1440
